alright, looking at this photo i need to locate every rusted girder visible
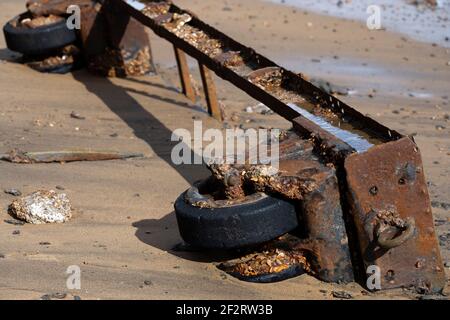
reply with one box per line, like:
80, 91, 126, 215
115, 0, 402, 153
173, 46, 196, 102
198, 63, 222, 121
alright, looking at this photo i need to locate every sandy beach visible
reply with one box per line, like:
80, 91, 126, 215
0, 0, 449, 300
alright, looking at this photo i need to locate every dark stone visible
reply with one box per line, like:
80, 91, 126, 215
4, 219, 25, 226
332, 291, 353, 299
4, 189, 22, 196
144, 280, 153, 286
41, 292, 67, 300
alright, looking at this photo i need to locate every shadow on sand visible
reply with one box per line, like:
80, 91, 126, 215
132, 213, 246, 263
72, 70, 208, 185
71, 70, 230, 261
0, 48, 22, 62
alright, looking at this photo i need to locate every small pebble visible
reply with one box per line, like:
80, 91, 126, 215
12, 230, 21, 235
41, 293, 67, 300
4, 189, 22, 196
70, 111, 85, 120
332, 290, 353, 299
4, 219, 25, 226
144, 280, 153, 286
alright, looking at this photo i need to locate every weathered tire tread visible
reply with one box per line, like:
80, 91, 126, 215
3, 12, 77, 55
174, 191, 299, 249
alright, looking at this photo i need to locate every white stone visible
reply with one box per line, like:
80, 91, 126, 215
9, 190, 72, 224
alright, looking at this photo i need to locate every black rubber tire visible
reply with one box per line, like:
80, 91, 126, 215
174, 191, 299, 249
3, 12, 77, 56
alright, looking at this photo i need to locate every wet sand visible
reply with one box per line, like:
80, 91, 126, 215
0, 0, 449, 299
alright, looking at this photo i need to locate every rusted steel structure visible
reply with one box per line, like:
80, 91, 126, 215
102, 0, 445, 293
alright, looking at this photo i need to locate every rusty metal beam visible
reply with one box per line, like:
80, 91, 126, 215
114, 0, 402, 154
198, 63, 222, 121
173, 46, 196, 102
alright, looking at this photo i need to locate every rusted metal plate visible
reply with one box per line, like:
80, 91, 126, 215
345, 137, 446, 293
79, 0, 155, 77
292, 163, 354, 283
79, 3, 109, 58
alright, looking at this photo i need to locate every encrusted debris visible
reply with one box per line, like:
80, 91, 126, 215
159, 13, 224, 58
205, 131, 329, 202
376, 206, 408, 229
14, 14, 63, 28
224, 248, 310, 277
141, 2, 171, 19
8, 190, 72, 224
215, 51, 244, 67
219, 235, 311, 279
26, 0, 94, 17
87, 46, 153, 77
25, 45, 80, 73
248, 67, 283, 91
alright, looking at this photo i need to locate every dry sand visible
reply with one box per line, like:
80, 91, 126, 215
0, 0, 449, 299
